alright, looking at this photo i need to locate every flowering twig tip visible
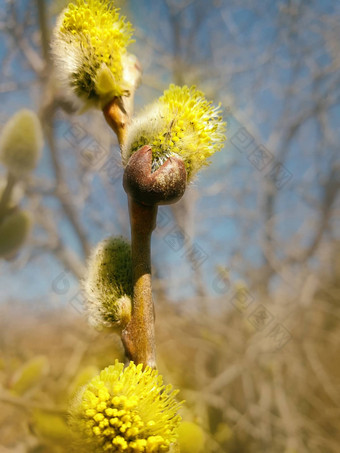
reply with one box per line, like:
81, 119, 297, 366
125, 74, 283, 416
51, 0, 135, 110
124, 84, 226, 181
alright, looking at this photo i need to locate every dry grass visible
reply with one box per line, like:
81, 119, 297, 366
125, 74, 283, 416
0, 267, 339, 452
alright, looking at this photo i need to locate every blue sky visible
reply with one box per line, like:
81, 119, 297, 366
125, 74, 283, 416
0, 0, 338, 305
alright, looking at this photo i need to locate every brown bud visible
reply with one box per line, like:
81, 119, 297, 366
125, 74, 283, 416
123, 146, 187, 206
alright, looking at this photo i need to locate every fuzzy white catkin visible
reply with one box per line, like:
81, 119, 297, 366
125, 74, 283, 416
0, 109, 43, 176
83, 237, 132, 330
51, 12, 86, 110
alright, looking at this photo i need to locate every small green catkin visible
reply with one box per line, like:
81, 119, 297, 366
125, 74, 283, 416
83, 237, 133, 330
32, 409, 74, 444
0, 210, 32, 258
178, 421, 205, 453
0, 109, 43, 176
10, 355, 49, 396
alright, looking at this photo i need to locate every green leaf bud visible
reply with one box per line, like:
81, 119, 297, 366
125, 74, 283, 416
10, 355, 49, 396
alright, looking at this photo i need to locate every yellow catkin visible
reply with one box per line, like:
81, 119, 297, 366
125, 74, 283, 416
70, 361, 182, 452
125, 85, 226, 180
52, 0, 134, 106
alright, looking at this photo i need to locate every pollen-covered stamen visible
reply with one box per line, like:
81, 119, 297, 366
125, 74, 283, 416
123, 145, 187, 206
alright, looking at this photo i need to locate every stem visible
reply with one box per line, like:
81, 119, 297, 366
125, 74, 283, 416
121, 197, 158, 368
103, 97, 130, 147
0, 172, 16, 220
36, 0, 50, 65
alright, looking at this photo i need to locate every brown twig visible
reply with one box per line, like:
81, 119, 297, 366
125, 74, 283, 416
121, 198, 158, 368
103, 57, 142, 148
102, 80, 160, 368
102, 65, 186, 370
121, 147, 186, 368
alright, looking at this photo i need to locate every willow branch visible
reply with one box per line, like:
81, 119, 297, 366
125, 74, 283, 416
121, 199, 157, 368
121, 147, 186, 368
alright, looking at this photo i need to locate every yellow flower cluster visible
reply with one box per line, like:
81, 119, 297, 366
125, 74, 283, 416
70, 361, 182, 452
53, 0, 133, 106
125, 85, 226, 180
